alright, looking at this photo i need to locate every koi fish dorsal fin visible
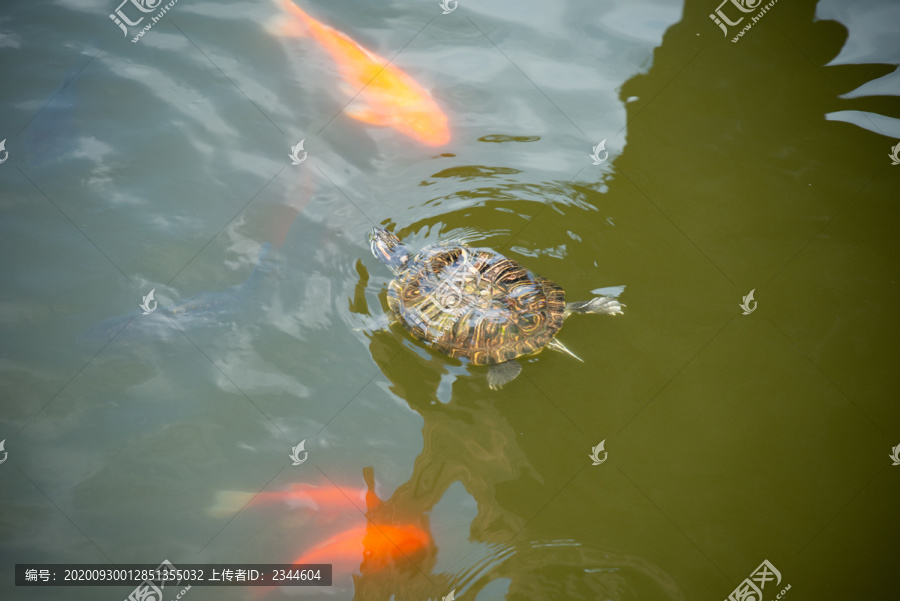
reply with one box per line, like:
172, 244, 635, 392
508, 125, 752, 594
363, 466, 383, 510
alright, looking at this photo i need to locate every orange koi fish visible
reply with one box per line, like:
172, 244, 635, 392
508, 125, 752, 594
290, 467, 431, 571
270, 0, 450, 146
253, 522, 430, 599
252, 468, 432, 598
208, 482, 366, 518
290, 523, 430, 570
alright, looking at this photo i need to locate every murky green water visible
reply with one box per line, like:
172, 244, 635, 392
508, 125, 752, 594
2, 0, 898, 599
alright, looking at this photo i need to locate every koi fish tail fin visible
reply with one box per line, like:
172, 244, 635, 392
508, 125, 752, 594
266, 177, 318, 248
363, 466, 382, 511
268, 0, 311, 37
207, 490, 256, 518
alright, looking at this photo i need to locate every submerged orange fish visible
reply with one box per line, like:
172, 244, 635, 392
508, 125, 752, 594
270, 0, 450, 146
291, 467, 431, 571
208, 482, 366, 518
252, 522, 430, 599
252, 468, 433, 598
291, 522, 430, 570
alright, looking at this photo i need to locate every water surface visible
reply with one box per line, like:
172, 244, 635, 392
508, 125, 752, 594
1, 0, 898, 600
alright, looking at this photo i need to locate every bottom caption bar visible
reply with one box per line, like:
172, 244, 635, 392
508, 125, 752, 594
16, 563, 332, 586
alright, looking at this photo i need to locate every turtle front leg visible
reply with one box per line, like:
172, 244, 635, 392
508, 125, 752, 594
487, 360, 522, 390
564, 296, 624, 317
351, 313, 395, 333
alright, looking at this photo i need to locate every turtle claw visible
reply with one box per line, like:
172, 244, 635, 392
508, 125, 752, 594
548, 338, 583, 362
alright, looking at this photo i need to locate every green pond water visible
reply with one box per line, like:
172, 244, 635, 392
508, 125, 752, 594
1, 0, 898, 599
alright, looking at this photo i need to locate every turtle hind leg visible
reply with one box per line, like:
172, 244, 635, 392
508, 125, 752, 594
565, 296, 624, 317
487, 360, 522, 390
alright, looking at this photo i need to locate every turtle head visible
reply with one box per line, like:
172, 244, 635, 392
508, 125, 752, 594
369, 227, 411, 275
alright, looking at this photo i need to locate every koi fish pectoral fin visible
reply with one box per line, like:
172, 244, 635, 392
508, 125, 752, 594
345, 101, 385, 125
266, 14, 308, 38
338, 81, 358, 97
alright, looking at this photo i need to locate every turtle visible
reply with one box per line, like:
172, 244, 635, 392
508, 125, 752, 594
368, 227, 625, 389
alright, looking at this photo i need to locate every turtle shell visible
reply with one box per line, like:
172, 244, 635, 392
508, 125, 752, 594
387, 243, 566, 365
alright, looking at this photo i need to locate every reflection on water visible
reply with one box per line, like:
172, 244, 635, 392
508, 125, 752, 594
2, 0, 898, 599
346, 324, 683, 599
